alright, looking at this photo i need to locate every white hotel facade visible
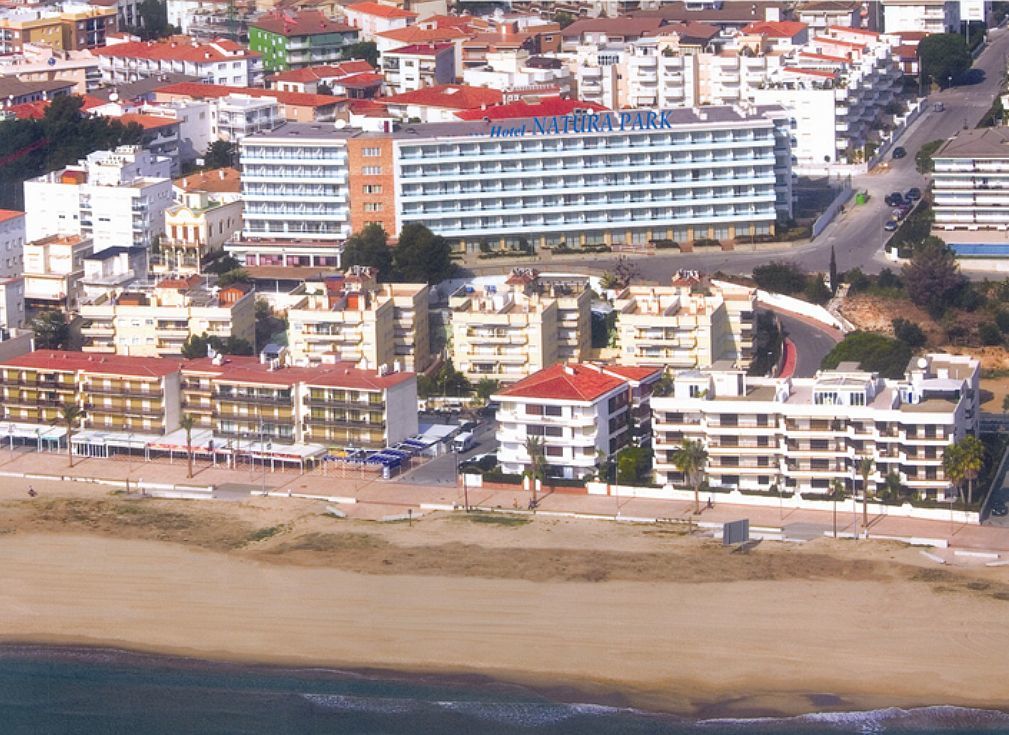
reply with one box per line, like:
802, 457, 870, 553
239, 106, 793, 249
932, 128, 1009, 231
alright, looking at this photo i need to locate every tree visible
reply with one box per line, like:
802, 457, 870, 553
343, 224, 392, 280
891, 318, 927, 348
956, 435, 984, 504
340, 40, 379, 66
671, 438, 708, 514
752, 261, 807, 294
858, 456, 874, 530
217, 268, 250, 287
616, 446, 653, 485
829, 246, 838, 296
830, 477, 846, 538
524, 435, 546, 507
205, 255, 242, 275
943, 441, 966, 503
613, 256, 639, 289
181, 333, 211, 359
179, 414, 196, 479
474, 378, 499, 404
55, 403, 85, 468
123, 0, 174, 40
880, 472, 904, 503
553, 10, 576, 27
804, 273, 831, 305
916, 139, 945, 174
918, 33, 971, 88
821, 332, 911, 379
393, 223, 454, 284
979, 322, 1003, 346
902, 238, 968, 319
204, 140, 236, 169
180, 332, 253, 359
31, 310, 70, 349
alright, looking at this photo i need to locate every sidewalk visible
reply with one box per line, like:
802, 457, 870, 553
4, 447, 1008, 554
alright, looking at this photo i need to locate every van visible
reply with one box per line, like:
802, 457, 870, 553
452, 431, 476, 453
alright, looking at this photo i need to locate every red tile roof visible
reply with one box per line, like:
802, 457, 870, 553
338, 72, 384, 88
0, 209, 24, 224
829, 24, 878, 36
345, 1, 417, 20
455, 97, 607, 120
269, 61, 374, 83
418, 14, 483, 30
174, 167, 241, 193
252, 10, 354, 36
182, 355, 414, 389
93, 37, 258, 62
156, 82, 347, 109
380, 83, 501, 109
783, 67, 838, 78
595, 365, 663, 382
385, 42, 452, 56
118, 112, 180, 130
376, 24, 470, 43
3, 349, 182, 378
497, 363, 628, 402
7, 100, 47, 120
741, 20, 808, 37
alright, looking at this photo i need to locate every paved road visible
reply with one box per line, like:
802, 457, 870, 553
463, 28, 1009, 282
777, 311, 839, 378
397, 418, 498, 486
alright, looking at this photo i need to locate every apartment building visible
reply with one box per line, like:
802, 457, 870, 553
269, 60, 375, 93
931, 128, 1009, 232
80, 275, 255, 356
93, 37, 263, 87
210, 94, 281, 143
882, 0, 960, 33
342, 2, 416, 39
0, 277, 25, 330
155, 82, 349, 124
80, 246, 148, 301
0, 44, 102, 95
613, 273, 755, 370
652, 354, 980, 499
155, 187, 242, 276
462, 49, 572, 97
60, 5, 119, 50
249, 11, 358, 71
795, 1, 866, 32
0, 349, 181, 435
0, 210, 25, 279
381, 43, 455, 94
0, 8, 64, 54
286, 266, 431, 371
23, 234, 92, 312
180, 354, 418, 449
24, 146, 173, 252
449, 269, 591, 384
493, 362, 660, 480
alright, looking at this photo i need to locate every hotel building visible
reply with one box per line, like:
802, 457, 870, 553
240, 105, 793, 250
286, 266, 431, 371
493, 362, 661, 480
613, 272, 755, 370
931, 128, 1009, 232
449, 268, 591, 384
652, 354, 980, 499
80, 275, 255, 357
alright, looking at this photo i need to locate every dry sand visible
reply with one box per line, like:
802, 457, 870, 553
1, 495, 1008, 716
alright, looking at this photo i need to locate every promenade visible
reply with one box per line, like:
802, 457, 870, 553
4, 446, 1009, 557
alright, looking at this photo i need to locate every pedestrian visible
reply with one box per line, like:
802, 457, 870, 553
27, 485, 36, 497
707, 496, 713, 510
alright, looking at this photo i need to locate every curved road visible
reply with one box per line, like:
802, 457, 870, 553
776, 311, 840, 378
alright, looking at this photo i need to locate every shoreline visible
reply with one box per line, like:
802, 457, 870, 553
1, 640, 1007, 724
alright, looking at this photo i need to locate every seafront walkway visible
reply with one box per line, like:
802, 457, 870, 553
1, 447, 1007, 557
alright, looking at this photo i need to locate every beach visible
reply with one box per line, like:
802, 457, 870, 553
1, 494, 1008, 719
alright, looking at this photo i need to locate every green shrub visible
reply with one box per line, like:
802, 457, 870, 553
979, 322, 1003, 346
892, 318, 926, 348
821, 331, 912, 379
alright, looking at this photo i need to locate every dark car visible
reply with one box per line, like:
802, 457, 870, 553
892, 146, 907, 160
906, 187, 922, 201
992, 503, 1008, 517
883, 219, 898, 231
885, 192, 904, 207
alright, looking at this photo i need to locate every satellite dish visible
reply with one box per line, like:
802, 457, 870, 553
916, 357, 927, 369
109, 91, 120, 102
47, 57, 56, 66
334, 119, 347, 129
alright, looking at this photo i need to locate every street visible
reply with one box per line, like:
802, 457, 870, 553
776, 310, 841, 378
463, 26, 1009, 281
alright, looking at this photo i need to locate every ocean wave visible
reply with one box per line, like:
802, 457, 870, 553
699, 705, 1009, 732
302, 693, 418, 715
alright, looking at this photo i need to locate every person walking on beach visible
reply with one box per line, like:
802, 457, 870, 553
27, 485, 36, 497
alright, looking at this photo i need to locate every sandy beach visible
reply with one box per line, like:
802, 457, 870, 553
1, 494, 1008, 717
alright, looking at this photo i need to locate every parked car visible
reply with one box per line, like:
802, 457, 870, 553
883, 219, 899, 231
992, 502, 1008, 517
892, 207, 908, 221
458, 419, 478, 433
885, 192, 905, 207
892, 146, 907, 160
906, 187, 922, 201
934, 101, 944, 112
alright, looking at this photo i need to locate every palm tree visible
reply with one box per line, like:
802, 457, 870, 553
943, 442, 966, 503
958, 435, 984, 505
672, 438, 708, 514
179, 414, 196, 479
881, 471, 903, 503
858, 456, 874, 529
524, 435, 546, 508
830, 477, 846, 539
55, 403, 85, 468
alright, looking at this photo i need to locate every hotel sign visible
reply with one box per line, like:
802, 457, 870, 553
490, 110, 683, 138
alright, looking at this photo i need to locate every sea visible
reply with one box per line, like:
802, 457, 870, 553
1, 645, 1008, 735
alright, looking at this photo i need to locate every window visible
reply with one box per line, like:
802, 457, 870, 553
362, 165, 382, 175
543, 405, 562, 417
362, 147, 381, 157
364, 202, 383, 212
363, 184, 382, 194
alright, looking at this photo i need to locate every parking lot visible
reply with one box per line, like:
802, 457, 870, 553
396, 412, 498, 486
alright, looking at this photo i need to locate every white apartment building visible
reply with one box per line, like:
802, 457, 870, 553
493, 362, 660, 480
211, 94, 280, 143
449, 269, 591, 384
932, 128, 1009, 232
286, 267, 431, 372
24, 146, 173, 252
463, 49, 572, 97
381, 43, 455, 95
240, 126, 353, 242
93, 37, 263, 87
80, 245, 148, 301
23, 234, 93, 312
0, 277, 25, 330
652, 354, 980, 500
342, 2, 416, 40
0, 210, 25, 279
80, 275, 255, 356
613, 273, 755, 370
882, 0, 960, 33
